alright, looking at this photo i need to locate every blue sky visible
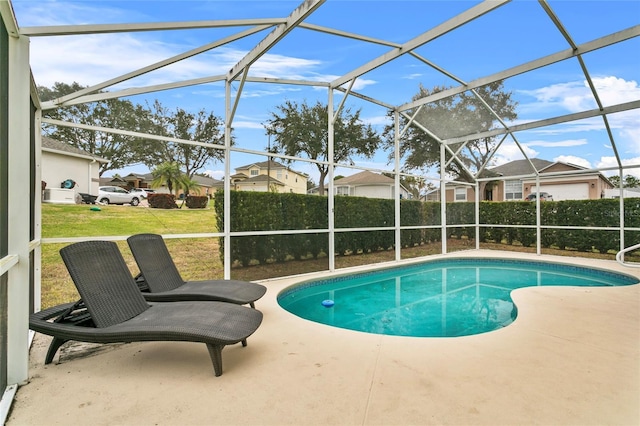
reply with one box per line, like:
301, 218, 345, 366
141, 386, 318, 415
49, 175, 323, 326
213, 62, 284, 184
11, 0, 640, 182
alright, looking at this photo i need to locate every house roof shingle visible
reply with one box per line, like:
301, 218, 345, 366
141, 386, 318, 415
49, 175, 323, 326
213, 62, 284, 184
41, 136, 109, 163
235, 160, 287, 171
235, 175, 284, 186
334, 170, 394, 185
488, 158, 554, 177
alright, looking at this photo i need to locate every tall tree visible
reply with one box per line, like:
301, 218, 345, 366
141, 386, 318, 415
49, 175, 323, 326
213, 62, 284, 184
382, 173, 433, 200
38, 82, 153, 176
143, 100, 227, 179
384, 81, 518, 182
265, 100, 380, 195
609, 174, 640, 188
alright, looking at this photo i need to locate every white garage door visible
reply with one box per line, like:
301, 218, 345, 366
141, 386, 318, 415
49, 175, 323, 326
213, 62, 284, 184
536, 183, 589, 201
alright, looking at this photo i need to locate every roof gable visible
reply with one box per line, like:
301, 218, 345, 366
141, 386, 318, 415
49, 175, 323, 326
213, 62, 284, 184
334, 170, 394, 185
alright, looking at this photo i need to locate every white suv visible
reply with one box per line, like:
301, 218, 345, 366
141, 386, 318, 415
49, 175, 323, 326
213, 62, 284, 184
130, 188, 149, 199
98, 186, 141, 206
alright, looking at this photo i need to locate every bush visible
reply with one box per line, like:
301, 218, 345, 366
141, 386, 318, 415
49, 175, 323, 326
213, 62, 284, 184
185, 195, 208, 209
214, 191, 638, 266
148, 193, 178, 209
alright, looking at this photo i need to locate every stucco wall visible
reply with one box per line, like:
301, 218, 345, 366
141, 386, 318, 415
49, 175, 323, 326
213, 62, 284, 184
350, 184, 410, 200
42, 151, 101, 195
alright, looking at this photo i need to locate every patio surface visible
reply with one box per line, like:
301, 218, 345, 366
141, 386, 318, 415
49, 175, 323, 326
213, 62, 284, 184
7, 250, 640, 425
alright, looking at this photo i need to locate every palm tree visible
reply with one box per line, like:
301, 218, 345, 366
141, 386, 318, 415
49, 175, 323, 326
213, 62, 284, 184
177, 176, 200, 209
151, 162, 184, 195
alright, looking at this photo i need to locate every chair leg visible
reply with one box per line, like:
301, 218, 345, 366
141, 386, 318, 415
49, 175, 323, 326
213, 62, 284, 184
206, 344, 225, 377
241, 339, 247, 347
45, 337, 68, 364
250, 302, 255, 309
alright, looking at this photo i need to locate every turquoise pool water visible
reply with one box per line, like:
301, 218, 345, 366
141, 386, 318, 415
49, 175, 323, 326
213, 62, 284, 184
277, 258, 639, 337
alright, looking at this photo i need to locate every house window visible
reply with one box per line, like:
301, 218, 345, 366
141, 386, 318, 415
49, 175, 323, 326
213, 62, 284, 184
505, 180, 522, 200
336, 186, 349, 196
277, 171, 282, 180
455, 187, 466, 201
250, 169, 258, 176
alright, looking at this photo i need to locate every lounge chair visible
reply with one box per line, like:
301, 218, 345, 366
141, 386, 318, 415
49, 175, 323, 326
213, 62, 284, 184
29, 241, 263, 376
127, 233, 266, 308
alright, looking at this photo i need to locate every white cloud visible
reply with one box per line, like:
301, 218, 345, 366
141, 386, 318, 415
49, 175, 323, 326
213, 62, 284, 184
596, 156, 640, 179
321, 75, 377, 91
204, 169, 225, 180
592, 76, 640, 105
526, 117, 605, 136
232, 120, 265, 130
517, 76, 640, 162
29, 33, 336, 93
491, 141, 538, 166
523, 139, 588, 148
553, 155, 591, 169
541, 82, 594, 111
519, 76, 640, 114
363, 114, 392, 127
14, 1, 147, 26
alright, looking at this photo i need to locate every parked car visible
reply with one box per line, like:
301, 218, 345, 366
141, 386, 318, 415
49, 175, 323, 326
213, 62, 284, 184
98, 186, 140, 206
130, 188, 149, 199
526, 192, 553, 202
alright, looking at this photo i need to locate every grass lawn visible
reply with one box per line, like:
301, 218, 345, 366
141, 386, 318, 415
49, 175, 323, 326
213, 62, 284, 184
41, 203, 220, 308
42, 203, 217, 237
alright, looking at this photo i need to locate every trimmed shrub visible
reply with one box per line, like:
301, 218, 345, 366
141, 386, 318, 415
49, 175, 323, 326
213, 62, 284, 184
148, 193, 178, 209
214, 191, 638, 266
185, 195, 208, 209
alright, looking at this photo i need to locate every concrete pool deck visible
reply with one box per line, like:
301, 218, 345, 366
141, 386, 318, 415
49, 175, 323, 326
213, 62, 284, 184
7, 250, 640, 425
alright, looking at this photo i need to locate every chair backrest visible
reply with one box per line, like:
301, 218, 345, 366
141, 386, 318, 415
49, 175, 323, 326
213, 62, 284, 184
60, 241, 150, 328
127, 233, 185, 293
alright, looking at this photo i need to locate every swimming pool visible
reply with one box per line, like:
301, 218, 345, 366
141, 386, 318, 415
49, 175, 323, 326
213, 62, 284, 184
277, 258, 639, 337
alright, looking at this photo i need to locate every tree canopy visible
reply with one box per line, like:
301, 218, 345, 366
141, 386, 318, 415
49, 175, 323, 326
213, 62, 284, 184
384, 81, 518, 182
38, 82, 153, 176
38, 83, 228, 179
608, 174, 640, 188
143, 100, 228, 179
264, 100, 380, 195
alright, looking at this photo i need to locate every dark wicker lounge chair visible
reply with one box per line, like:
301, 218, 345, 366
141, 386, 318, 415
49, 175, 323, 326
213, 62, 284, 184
127, 233, 266, 308
29, 241, 263, 376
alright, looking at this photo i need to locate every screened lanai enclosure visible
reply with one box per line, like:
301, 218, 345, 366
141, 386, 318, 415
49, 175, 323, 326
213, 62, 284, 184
1, 0, 639, 417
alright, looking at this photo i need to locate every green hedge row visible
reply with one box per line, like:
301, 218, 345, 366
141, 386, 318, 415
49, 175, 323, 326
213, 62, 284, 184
214, 191, 640, 265
479, 198, 640, 253
214, 191, 328, 266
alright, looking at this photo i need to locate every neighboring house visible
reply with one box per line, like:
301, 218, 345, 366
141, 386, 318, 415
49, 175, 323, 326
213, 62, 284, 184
232, 160, 308, 194
307, 185, 328, 196
99, 175, 129, 188
191, 174, 223, 197
41, 136, 109, 202
119, 172, 150, 190
102, 172, 223, 197
423, 188, 441, 202
332, 170, 412, 200
603, 187, 640, 199
445, 158, 614, 202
